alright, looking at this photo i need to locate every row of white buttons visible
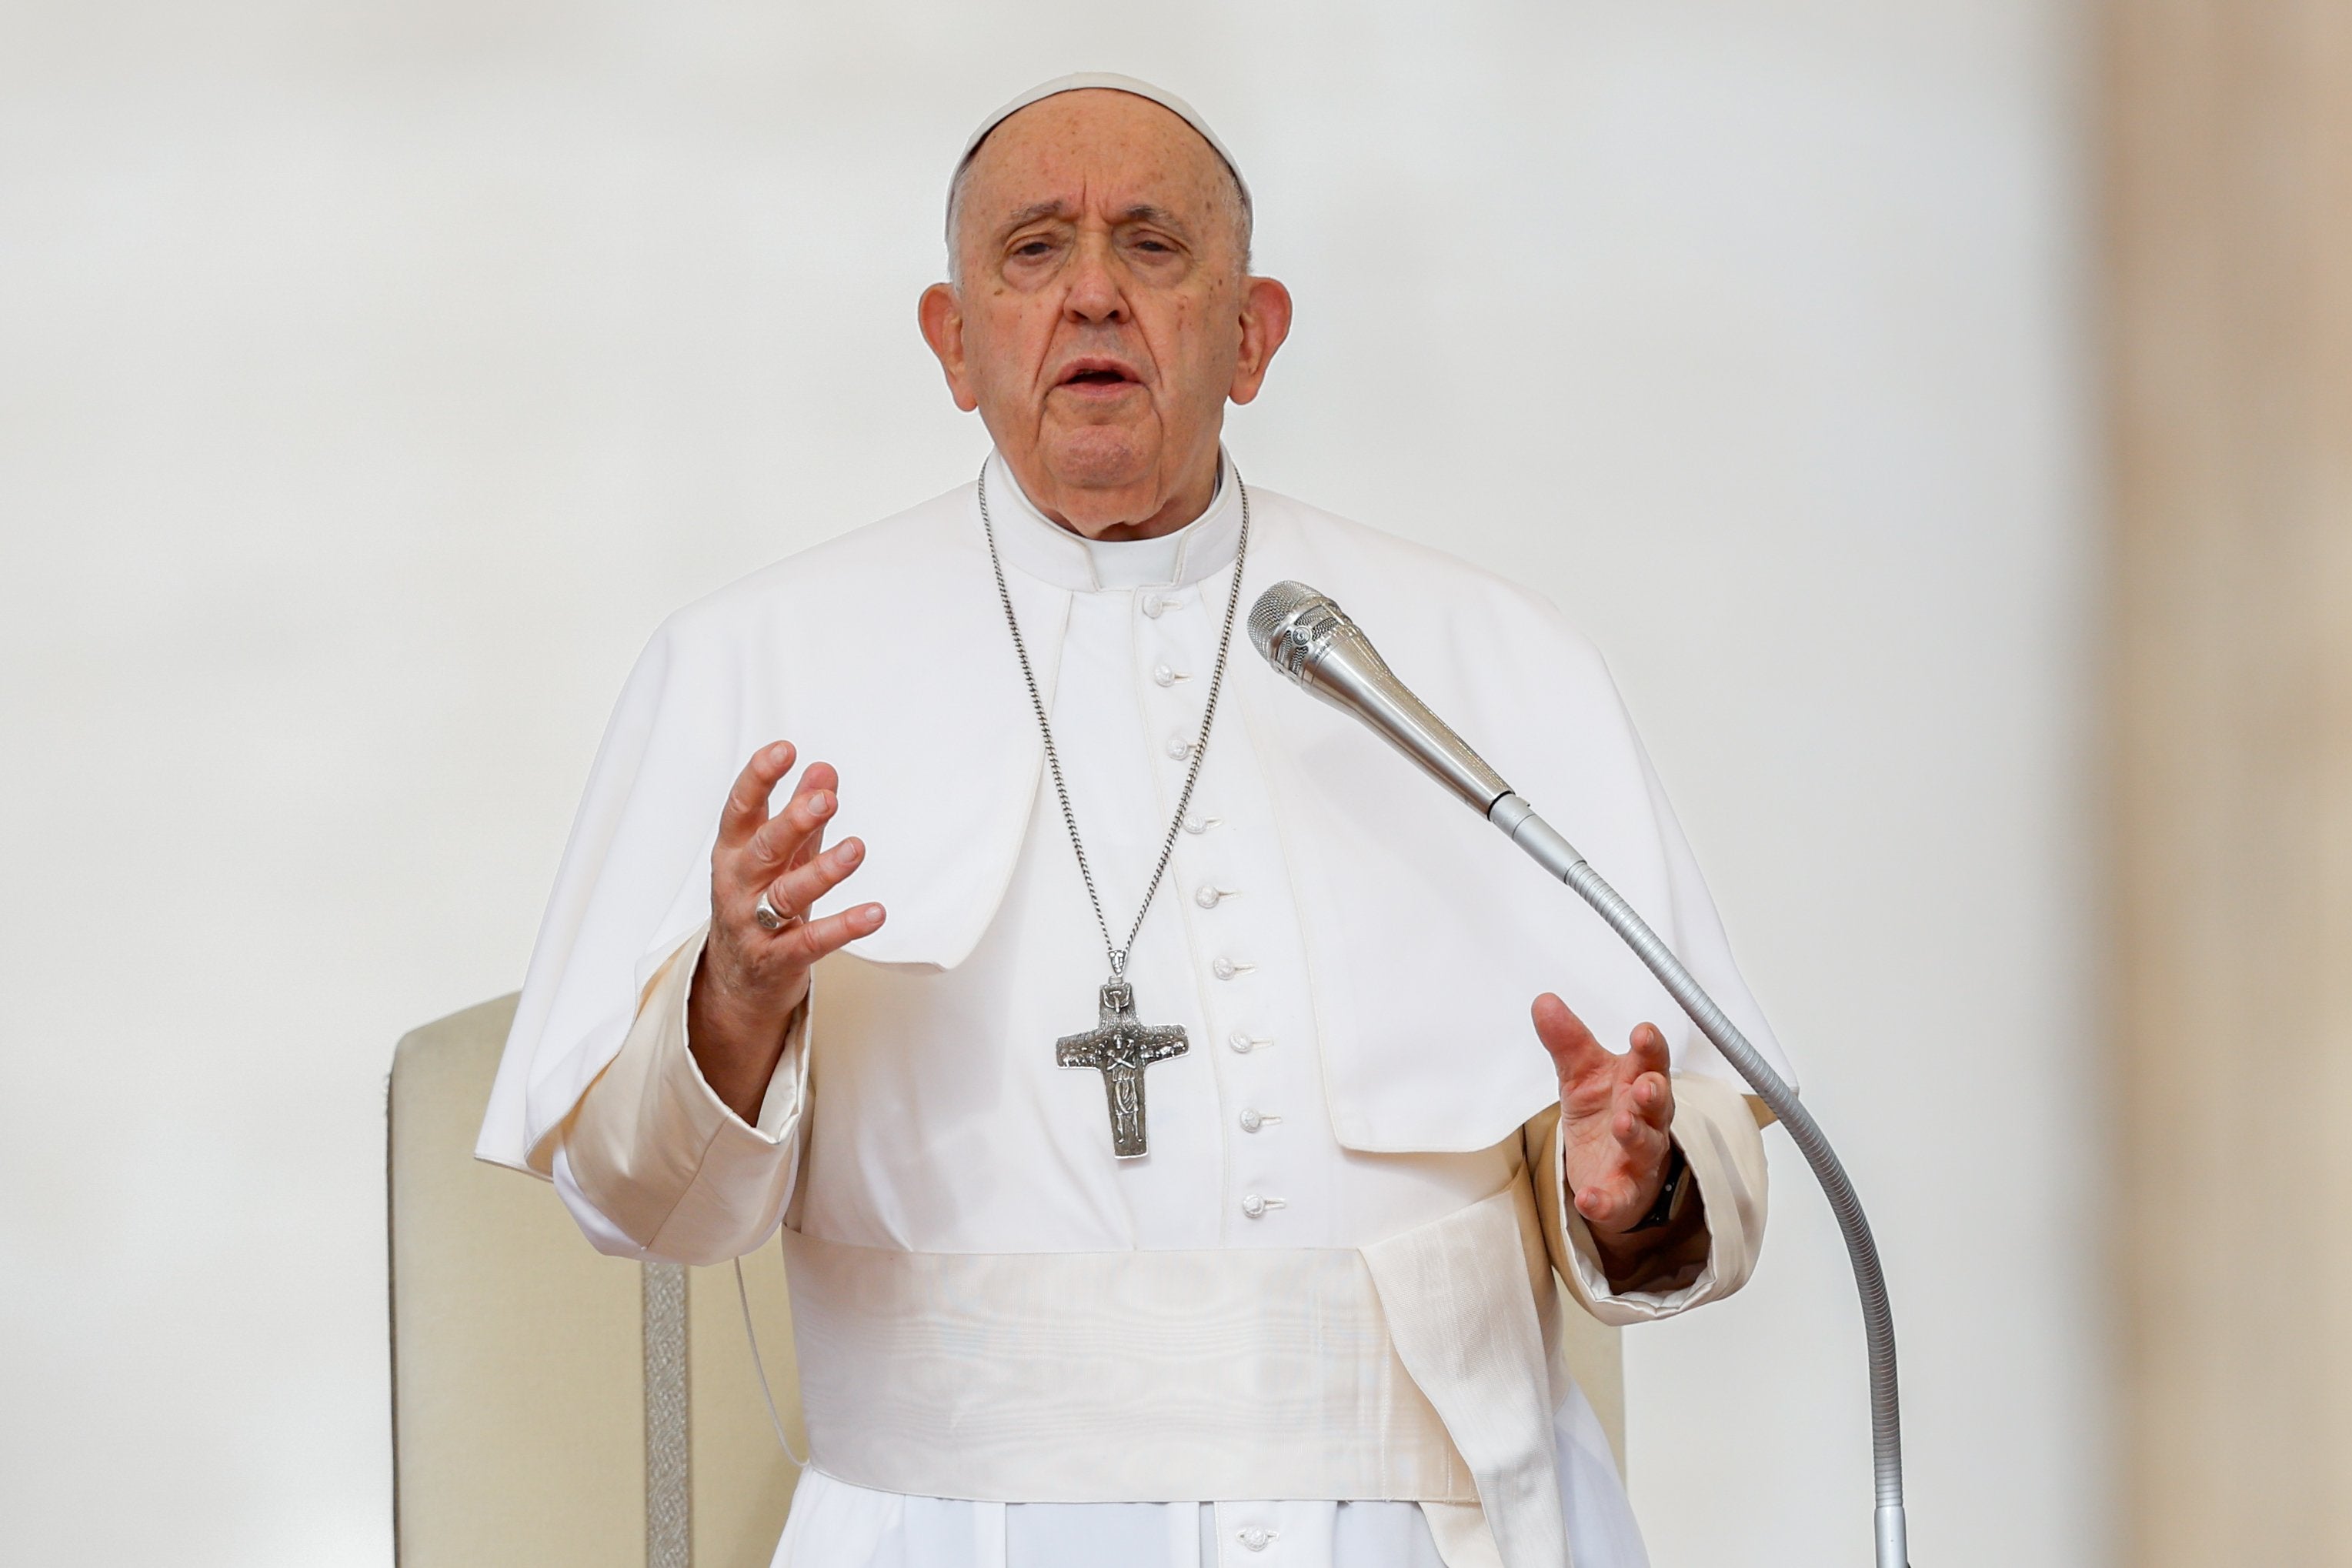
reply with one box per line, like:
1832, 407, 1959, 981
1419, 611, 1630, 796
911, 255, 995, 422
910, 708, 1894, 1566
1152, 574, 1193, 758
1186, 816, 1279, 1214
1144, 632, 1290, 1233
1191, 831, 1282, 1216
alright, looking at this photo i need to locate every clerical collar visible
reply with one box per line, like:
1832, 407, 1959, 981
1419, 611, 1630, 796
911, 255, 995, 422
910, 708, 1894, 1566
980, 449, 1242, 592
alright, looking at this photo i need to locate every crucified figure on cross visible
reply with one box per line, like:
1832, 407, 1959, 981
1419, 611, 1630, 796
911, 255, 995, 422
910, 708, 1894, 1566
1056, 980, 1189, 1158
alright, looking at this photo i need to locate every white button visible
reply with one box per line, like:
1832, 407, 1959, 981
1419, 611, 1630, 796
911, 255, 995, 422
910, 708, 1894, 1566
1195, 886, 1225, 909
1183, 816, 1219, 835
1213, 957, 1238, 979
1240, 1193, 1267, 1218
1238, 1108, 1265, 1133
1166, 735, 1193, 759
1142, 595, 1166, 618
1153, 662, 1179, 687
1239, 1526, 1275, 1550
1227, 1030, 1260, 1054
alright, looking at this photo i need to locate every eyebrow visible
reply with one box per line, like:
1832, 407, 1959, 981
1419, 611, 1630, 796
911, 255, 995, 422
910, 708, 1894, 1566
996, 201, 1193, 237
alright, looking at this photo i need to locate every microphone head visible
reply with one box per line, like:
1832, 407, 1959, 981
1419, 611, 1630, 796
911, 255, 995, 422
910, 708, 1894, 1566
1247, 579, 1514, 814
1249, 580, 1352, 683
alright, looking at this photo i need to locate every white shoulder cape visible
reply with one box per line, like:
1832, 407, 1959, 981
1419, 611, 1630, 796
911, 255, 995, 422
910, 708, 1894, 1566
477, 480, 1793, 1174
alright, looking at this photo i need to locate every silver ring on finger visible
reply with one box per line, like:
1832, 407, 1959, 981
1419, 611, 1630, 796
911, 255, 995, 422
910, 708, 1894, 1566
753, 891, 799, 932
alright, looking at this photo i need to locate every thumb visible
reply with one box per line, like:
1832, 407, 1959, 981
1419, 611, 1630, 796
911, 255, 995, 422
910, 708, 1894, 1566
1532, 993, 1610, 1086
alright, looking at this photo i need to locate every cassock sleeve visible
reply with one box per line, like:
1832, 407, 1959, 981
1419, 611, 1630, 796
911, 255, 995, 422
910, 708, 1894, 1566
551, 923, 812, 1266
1526, 1075, 1770, 1326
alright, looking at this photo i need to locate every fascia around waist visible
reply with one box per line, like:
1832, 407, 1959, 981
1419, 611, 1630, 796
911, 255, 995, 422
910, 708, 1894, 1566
780, 1177, 1576, 1568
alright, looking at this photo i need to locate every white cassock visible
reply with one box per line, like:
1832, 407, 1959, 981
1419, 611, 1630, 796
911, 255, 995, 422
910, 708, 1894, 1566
477, 452, 1794, 1568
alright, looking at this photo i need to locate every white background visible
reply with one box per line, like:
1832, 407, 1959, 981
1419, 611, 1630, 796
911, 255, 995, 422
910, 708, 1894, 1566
0, 2, 2100, 1563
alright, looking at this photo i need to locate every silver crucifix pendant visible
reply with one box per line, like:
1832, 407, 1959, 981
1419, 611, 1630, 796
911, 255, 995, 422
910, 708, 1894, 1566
1056, 980, 1189, 1159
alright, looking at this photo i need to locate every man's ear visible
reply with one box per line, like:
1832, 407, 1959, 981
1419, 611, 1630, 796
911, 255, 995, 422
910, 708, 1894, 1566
1229, 275, 1294, 405
918, 282, 979, 412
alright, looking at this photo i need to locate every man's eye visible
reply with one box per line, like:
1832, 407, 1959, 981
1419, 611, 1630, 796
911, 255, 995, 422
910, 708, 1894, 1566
1013, 240, 1055, 259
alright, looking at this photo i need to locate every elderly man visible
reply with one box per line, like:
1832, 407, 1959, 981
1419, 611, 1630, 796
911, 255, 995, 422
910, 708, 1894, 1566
480, 73, 1788, 1568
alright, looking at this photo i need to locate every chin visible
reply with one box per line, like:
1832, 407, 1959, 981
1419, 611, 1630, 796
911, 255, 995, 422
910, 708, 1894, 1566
1042, 425, 1157, 492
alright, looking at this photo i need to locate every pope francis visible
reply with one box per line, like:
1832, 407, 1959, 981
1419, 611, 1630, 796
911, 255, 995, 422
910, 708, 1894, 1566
479, 73, 1793, 1568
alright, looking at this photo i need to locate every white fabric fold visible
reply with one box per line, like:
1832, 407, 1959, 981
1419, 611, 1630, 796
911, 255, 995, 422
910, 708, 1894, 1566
1362, 1183, 1570, 1568
555, 924, 812, 1265
1533, 1078, 1770, 1327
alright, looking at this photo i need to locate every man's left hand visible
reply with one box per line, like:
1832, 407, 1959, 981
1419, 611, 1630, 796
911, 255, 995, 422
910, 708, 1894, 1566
1533, 993, 1685, 1266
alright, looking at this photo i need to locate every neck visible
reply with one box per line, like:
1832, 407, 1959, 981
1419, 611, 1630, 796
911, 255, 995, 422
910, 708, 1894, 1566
1003, 446, 1222, 542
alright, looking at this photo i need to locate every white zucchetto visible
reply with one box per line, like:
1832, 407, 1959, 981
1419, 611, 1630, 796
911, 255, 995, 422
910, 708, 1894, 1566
948, 72, 1250, 234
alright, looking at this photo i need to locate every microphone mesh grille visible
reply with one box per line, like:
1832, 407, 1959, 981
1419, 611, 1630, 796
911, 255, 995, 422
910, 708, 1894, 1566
1247, 579, 1329, 658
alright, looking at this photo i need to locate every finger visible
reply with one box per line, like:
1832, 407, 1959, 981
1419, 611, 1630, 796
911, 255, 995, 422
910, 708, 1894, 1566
1614, 1094, 1668, 1143
1532, 993, 1612, 1083
782, 762, 839, 871
1626, 1022, 1673, 1078
1625, 1069, 1675, 1133
772, 901, 886, 967
717, 742, 797, 849
740, 769, 839, 880
759, 836, 866, 921
1614, 1099, 1671, 1153
766, 763, 838, 881
1574, 1179, 1636, 1226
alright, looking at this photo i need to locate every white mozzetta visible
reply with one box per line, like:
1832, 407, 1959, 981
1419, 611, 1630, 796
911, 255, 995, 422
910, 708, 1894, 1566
479, 455, 1791, 1176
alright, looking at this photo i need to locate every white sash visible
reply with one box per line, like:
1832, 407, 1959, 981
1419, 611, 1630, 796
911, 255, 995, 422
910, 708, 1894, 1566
780, 1179, 1574, 1568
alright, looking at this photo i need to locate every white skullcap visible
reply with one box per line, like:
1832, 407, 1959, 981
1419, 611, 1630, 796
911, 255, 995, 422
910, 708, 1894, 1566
948, 72, 1251, 236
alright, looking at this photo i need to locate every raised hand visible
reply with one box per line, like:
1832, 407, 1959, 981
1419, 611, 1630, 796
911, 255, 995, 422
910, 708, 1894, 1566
689, 740, 886, 1121
1532, 993, 1691, 1268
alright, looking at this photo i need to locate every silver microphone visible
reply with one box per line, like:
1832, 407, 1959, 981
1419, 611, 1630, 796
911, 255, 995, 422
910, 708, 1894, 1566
1246, 580, 1513, 815
1246, 578, 1914, 1568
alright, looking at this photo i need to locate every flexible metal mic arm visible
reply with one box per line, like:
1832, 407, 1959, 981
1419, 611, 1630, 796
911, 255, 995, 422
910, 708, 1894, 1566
1250, 582, 1911, 1568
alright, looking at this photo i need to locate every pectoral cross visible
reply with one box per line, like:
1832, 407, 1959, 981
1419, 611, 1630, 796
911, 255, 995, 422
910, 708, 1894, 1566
1057, 980, 1189, 1159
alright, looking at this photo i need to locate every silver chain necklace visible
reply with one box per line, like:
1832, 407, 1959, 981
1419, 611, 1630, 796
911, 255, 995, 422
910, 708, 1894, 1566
978, 457, 1250, 1158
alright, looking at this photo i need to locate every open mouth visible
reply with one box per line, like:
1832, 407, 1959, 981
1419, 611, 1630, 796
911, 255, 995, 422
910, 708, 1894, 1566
1056, 359, 1143, 392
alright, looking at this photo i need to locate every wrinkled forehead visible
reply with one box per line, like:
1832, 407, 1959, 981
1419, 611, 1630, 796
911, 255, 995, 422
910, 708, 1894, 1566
946, 74, 1250, 241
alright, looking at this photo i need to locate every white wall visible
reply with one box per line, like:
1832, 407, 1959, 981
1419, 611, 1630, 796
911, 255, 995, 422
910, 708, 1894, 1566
0, 3, 2098, 1563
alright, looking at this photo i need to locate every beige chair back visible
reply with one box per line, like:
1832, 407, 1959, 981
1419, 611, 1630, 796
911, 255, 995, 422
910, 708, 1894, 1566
387, 996, 1626, 1566
389, 995, 806, 1568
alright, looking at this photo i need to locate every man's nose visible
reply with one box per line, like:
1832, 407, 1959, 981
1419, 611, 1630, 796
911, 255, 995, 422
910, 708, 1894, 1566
1061, 236, 1128, 325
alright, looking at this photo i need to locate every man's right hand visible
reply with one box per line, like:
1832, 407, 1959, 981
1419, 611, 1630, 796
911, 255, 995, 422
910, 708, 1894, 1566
688, 740, 886, 1122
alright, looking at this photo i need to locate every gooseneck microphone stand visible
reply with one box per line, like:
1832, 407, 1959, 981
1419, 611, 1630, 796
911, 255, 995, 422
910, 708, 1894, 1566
1251, 581, 1911, 1568
1493, 794, 1908, 1568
